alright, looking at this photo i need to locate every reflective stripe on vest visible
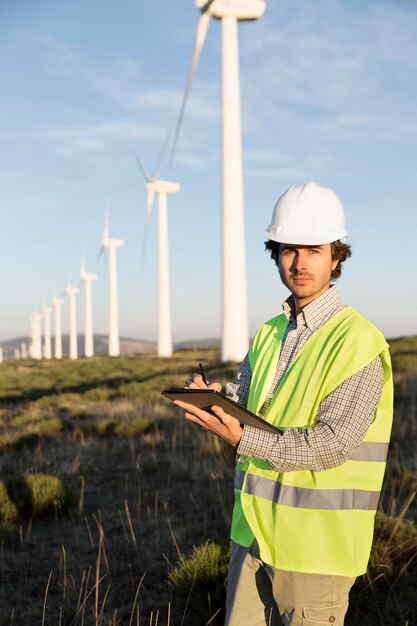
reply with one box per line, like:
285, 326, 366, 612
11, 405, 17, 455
350, 441, 389, 462
235, 470, 381, 510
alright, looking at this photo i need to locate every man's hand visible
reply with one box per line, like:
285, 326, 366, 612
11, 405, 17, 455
174, 399, 243, 447
184, 371, 222, 392
177, 371, 243, 447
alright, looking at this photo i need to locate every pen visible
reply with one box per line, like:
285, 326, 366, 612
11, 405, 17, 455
198, 362, 209, 386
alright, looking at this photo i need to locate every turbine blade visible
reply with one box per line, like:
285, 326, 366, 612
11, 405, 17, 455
170, 12, 211, 163
142, 188, 155, 263
152, 131, 171, 181
95, 246, 105, 265
135, 156, 151, 182
102, 204, 110, 240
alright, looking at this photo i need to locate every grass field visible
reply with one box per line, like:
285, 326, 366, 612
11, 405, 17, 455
0, 340, 416, 625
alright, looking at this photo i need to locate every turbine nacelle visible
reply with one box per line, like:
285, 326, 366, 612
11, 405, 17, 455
146, 180, 181, 195
66, 284, 80, 296
80, 267, 98, 282
101, 238, 125, 250
196, 0, 266, 20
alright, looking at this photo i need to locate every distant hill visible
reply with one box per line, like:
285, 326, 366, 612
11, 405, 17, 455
0, 335, 221, 360
174, 338, 220, 350
0, 335, 156, 359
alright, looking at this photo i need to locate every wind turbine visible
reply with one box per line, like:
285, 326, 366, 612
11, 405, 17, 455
29, 314, 35, 358
65, 282, 80, 360
80, 260, 98, 358
99, 214, 124, 357
34, 313, 42, 359
172, 0, 266, 362
136, 143, 180, 358
43, 304, 53, 360
52, 294, 65, 359
31, 312, 42, 360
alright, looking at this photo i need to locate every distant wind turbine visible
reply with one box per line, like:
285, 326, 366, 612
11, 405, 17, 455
136, 142, 180, 358
43, 304, 53, 360
98, 214, 125, 357
29, 314, 35, 358
52, 294, 65, 359
30, 312, 42, 360
65, 282, 80, 360
172, 0, 266, 362
20, 342, 27, 359
80, 260, 98, 358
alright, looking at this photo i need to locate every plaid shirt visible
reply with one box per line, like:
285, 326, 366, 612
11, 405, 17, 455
226, 286, 383, 472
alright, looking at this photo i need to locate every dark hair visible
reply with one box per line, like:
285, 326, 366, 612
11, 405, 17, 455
264, 240, 352, 280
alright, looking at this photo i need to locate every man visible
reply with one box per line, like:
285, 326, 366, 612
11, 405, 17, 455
174, 181, 393, 626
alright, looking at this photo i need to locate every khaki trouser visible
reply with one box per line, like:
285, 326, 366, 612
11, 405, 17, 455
225, 543, 356, 626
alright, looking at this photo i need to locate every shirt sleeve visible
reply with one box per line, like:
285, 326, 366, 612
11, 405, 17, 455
236, 356, 384, 472
225, 352, 252, 408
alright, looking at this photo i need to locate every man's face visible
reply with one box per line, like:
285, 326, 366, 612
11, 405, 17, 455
278, 243, 338, 310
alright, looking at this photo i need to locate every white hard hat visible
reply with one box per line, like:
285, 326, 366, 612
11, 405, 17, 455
266, 181, 348, 245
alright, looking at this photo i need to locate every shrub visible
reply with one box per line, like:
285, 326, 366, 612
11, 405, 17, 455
114, 418, 154, 437
349, 511, 417, 625
0, 481, 19, 524
2, 473, 75, 519
368, 511, 417, 577
10, 412, 40, 428
0, 432, 39, 450
95, 417, 155, 437
117, 381, 143, 398
67, 407, 94, 419
57, 393, 83, 412
0, 520, 14, 539
36, 418, 71, 435
96, 418, 118, 435
83, 387, 111, 402
169, 542, 230, 612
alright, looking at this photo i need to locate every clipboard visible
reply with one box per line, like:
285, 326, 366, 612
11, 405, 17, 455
161, 388, 281, 434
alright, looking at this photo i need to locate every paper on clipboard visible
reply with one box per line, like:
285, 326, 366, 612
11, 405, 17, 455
161, 388, 281, 434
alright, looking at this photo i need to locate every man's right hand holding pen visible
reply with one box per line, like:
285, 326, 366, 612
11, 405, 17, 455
175, 363, 243, 447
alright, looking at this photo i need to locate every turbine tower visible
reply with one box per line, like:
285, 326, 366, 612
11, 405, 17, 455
100, 216, 125, 357
173, 0, 266, 362
29, 314, 35, 358
80, 261, 98, 358
52, 294, 65, 359
43, 304, 53, 360
65, 282, 80, 360
136, 148, 180, 358
30, 312, 42, 360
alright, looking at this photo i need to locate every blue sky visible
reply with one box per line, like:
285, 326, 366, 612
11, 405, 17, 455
0, 0, 416, 344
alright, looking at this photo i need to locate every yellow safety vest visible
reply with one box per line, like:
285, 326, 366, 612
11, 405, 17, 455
230, 307, 393, 577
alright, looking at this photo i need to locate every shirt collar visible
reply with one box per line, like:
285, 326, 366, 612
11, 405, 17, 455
282, 285, 342, 331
